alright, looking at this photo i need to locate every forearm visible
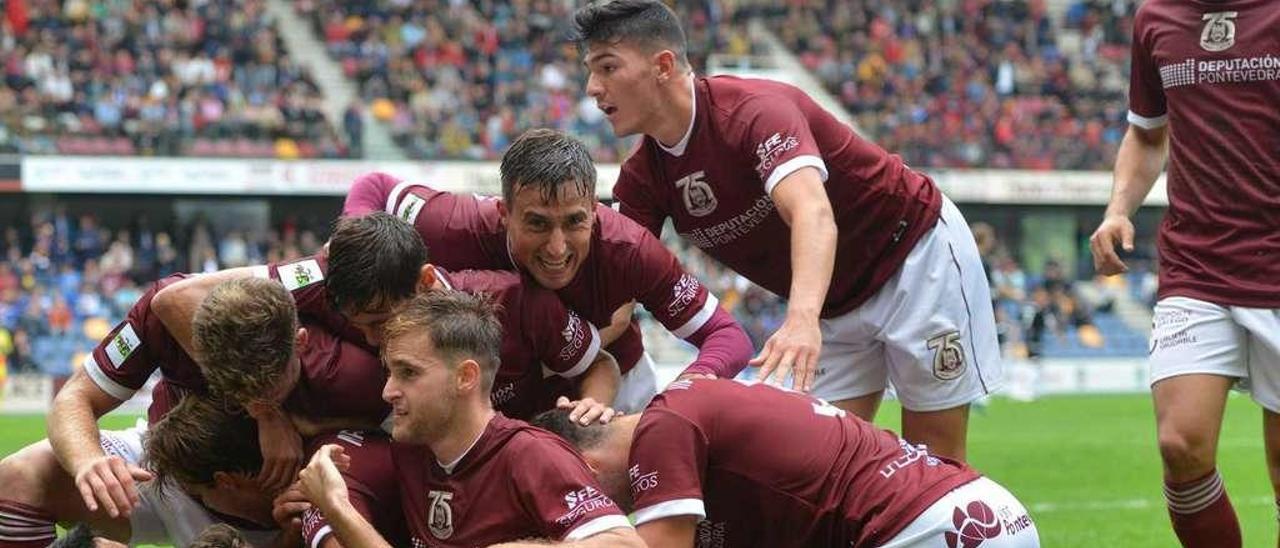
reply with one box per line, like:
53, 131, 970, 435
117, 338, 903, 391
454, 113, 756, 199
682, 308, 753, 378
48, 379, 112, 475
577, 351, 620, 405
153, 266, 262, 355
1106, 126, 1169, 218
316, 499, 391, 548
785, 203, 836, 319
598, 303, 636, 346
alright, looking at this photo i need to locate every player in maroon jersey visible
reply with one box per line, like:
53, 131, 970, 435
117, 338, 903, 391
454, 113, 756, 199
298, 290, 642, 547
340, 130, 756, 412
289, 431, 409, 548
571, 0, 1000, 460
1088, 1, 1279, 546
536, 379, 1039, 548
151, 212, 622, 424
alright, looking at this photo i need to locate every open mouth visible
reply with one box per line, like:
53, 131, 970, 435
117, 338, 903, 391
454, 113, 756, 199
539, 256, 572, 273
600, 105, 618, 116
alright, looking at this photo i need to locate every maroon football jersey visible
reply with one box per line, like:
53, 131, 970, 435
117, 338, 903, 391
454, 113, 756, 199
628, 379, 979, 547
282, 325, 389, 424
345, 175, 751, 377
392, 414, 631, 546
301, 431, 409, 548
1127, 0, 1280, 307
81, 273, 206, 423
615, 76, 943, 318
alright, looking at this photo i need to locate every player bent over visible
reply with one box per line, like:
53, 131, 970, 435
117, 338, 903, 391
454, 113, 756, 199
537, 379, 1039, 547
298, 290, 643, 547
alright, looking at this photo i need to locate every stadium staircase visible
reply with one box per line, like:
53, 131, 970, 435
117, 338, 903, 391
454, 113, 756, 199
264, 0, 406, 161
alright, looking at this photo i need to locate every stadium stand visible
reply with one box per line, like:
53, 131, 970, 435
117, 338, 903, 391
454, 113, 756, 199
0, 0, 349, 158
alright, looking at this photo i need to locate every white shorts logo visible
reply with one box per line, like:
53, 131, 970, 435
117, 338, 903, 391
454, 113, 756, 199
1200, 12, 1238, 52
927, 331, 966, 381
106, 323, 142, 369
427, 490, 454, 539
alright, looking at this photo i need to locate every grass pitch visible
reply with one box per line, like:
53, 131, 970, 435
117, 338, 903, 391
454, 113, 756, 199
1, 394, 1274, 546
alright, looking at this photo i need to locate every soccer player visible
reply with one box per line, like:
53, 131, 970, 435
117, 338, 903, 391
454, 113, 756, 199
289, 430, 409, 548
572, 0, 1001, 460
298, 290, 643, 547
1088, 2, 1279, 546
154, 212, 621, 423
536, 379, 1039, 547
342, 128, 755, 411
0, 279, 386, 546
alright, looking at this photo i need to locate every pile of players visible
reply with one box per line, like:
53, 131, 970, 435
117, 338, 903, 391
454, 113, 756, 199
0, 2, 1081, 546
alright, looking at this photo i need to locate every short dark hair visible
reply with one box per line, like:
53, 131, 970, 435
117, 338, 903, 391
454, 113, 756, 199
190, 524, 249, 548
327, 211, 429, 314
571, 0, 688, 65
48, 524, 94, 548
192, 278, 298, 404
144, 395, 262, 495
382, 290, 504, 393
499, 129, 597, 206
531, 408, 610, 451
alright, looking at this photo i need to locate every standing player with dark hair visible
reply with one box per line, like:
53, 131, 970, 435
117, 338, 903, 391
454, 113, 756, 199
298, 290, 643, 547
341, 128, 755, 412
534, 379, 1039, 547
1088, 2, 1279, 546
571, 0, 1001, 459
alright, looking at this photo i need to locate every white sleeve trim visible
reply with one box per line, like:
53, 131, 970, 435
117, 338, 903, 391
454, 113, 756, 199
632, 498, 706, 526
81, 353, 135, 401
559, 323, 602, 379
1127, 110, 1168, 129
563, 514, 634, 541
309, 525, 333, 548
383, 180, 423, 214
670, 293, 719, 340
764, 155, 828, 196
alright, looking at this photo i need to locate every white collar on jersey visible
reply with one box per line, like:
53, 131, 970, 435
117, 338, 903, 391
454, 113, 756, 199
437, 415, 491, 474
657, 76, 697, 157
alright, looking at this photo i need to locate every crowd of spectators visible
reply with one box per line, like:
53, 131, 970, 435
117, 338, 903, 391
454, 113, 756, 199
0, 0, 349, 159
295, 0, 759, 162
756, 0, 1135, 170
0, 207, 327, 381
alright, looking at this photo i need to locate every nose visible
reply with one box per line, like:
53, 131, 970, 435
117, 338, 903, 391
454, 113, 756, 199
382, 377, 397, 404
545, 228, 568, 258
586, 72, 603, 99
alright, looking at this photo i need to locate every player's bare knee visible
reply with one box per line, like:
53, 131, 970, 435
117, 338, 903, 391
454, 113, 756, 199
0, 442, 57, 503
1156, 428, 1216, 476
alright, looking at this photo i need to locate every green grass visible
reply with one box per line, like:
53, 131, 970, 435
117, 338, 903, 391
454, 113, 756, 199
1, 394, 1275, 546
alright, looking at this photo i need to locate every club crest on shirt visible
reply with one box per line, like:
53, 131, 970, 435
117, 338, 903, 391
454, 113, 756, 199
676, 171, 718, 217
1200, 11, 1238, 52
426, 490, 454, 540
927, 331, 966, 381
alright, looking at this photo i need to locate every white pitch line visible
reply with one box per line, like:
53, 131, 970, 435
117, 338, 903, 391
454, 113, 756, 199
1029, 496, 1273, 513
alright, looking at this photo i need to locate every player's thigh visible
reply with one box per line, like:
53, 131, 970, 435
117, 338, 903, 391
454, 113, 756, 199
900, 404, 971, 460
1262, 409, 1280, 494
813, 310, 888, 408
880, 477, 1039, 548
0, 439, 89, 519
875, 200, 1001, 412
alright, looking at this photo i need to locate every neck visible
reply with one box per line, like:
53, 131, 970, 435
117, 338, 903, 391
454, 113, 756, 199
651, 73, 695, 147
430, 403, 495, 467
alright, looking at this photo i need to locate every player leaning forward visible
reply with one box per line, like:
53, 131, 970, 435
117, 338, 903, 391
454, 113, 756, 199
1088, 1, 1280, 547
575, 0, 1001, 458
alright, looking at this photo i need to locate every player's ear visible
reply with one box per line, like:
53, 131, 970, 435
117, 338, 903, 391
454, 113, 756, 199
496, 197, 509, 220
294, 327, 309, 348
653, 49, 676, 82
417, 263, 437, 291
456, 359, 481, 393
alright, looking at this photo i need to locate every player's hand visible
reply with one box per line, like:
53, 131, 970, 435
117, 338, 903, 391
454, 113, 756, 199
557, 396, 617, 425
1090, 214, 1135, 276
73, 454, 154, 518
750, 313, 821, 392
271, 481, 311, 530
255, 406, 305, 493
298, 445, 350, 511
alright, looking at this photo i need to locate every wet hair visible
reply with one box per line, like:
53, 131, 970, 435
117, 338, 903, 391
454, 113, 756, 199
326, 211, 429, 315
499, 128, 597, 206
530, 408, 610, 451
382, 290, 504, 394
571, 0, 689, 67
190, 524, 250, 548
144, 395, 262, 496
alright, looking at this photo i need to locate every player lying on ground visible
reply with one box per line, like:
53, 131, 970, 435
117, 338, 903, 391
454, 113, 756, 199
154, 212, 622, 425
298, 290, 644, 548
574, 0, 1003, 460
0, 278, 386, 546
341, 128, 754, 412
536, 378, 1040, 548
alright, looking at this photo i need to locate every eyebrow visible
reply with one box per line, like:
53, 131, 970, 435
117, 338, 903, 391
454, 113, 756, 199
584, 52, 618, 67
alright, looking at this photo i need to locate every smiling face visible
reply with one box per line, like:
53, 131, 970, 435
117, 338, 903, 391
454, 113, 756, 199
584, 40, 665, 138
502, 182, 596, 290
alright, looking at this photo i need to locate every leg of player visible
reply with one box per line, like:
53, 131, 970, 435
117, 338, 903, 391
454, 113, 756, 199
1263, 410, 1280, 547
902, 404, 971, 461
1153, 374, 1240, 548
0, 440, 131, 546
831, 391, 884, 422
